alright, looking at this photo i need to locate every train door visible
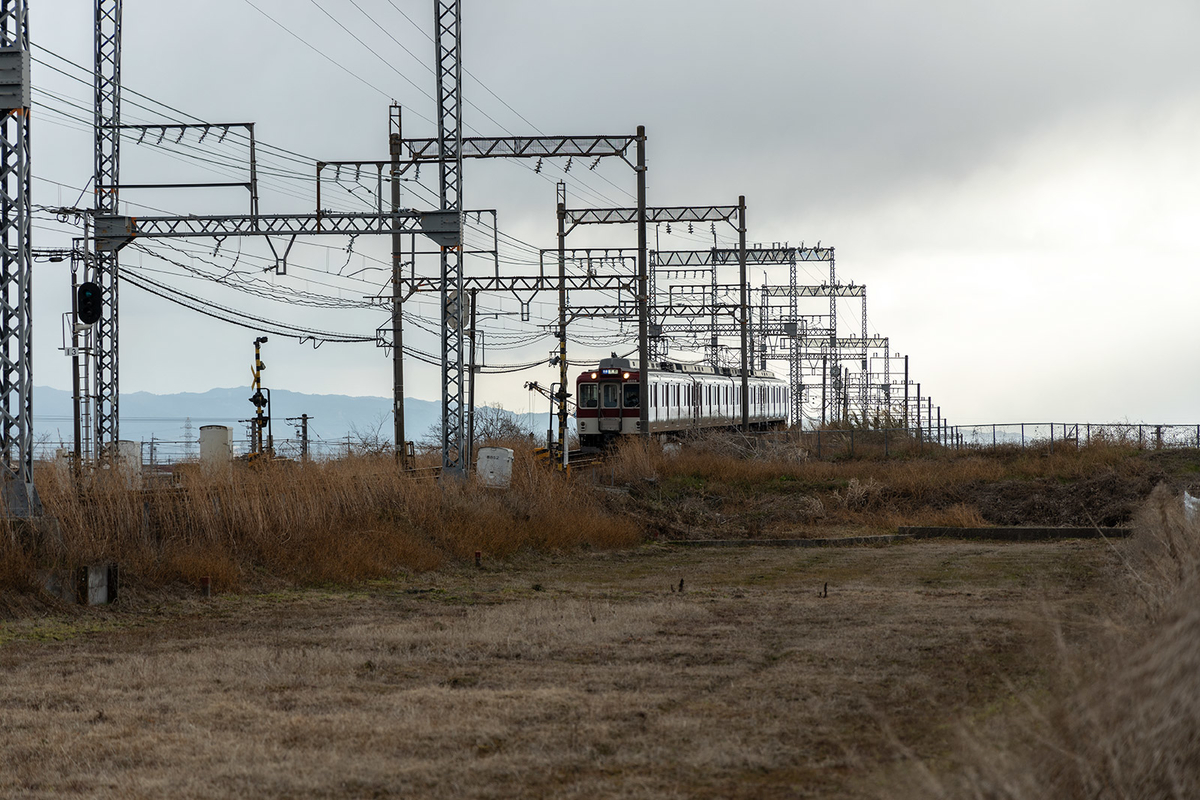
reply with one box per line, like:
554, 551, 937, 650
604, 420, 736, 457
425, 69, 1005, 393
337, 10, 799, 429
598, 381, 622, 435
690, 377, 701, 428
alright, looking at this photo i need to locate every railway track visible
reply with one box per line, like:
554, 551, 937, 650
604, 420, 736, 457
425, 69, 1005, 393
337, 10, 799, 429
533, 447, 605, 470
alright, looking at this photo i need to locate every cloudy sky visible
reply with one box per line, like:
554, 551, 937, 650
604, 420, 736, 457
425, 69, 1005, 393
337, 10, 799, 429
29, 0, 1200, 426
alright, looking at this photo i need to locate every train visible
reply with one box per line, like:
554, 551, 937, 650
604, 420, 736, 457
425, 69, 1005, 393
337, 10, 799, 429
576, 354, 789, 448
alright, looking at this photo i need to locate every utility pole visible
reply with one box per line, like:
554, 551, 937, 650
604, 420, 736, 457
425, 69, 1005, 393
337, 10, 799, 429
636, 125, 649, 440
916, 382, 922, 439
844, 367, 854, 422
827, 253, 837, 426
467, 287, 478, 472
738, 195, 748, 433
287, 414, 310, 462
820, 356, 827, 427
788, 249, 800, 429
389, 104, 406, 465
70, 254, 83, 469
556, 181, 569, 467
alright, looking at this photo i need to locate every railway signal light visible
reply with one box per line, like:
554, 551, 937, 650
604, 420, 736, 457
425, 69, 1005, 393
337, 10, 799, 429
77, 281, 102, 325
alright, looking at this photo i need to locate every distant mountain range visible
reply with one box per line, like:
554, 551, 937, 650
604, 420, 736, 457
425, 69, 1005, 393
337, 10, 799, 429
32, 386, 554, 454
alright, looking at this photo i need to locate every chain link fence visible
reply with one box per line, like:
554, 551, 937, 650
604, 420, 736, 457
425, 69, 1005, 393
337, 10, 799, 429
32, 436, 387, 468
33, 423, 1200, 469
785, 423, 1200, 460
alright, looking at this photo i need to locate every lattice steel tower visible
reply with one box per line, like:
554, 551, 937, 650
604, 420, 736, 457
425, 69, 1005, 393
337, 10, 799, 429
435, 0, 466, 475
93, 0, 120, 455
0, 0, 36, 512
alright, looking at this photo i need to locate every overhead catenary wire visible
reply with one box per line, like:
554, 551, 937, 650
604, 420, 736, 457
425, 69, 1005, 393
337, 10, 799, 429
240, 0, 435, 124
31, 40, 571, 265
26, 19, 672, 380
122, 268, 374, 344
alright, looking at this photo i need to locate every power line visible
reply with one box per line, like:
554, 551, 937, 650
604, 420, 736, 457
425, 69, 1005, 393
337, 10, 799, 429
240, 0, 436, 125
305, 0, 436, 105
122, 268, 374, 344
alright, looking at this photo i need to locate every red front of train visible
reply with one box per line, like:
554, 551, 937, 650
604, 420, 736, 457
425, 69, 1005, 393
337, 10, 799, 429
575, 355, 641, 448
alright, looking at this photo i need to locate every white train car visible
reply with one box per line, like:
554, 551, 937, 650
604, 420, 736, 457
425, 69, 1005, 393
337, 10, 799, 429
576, 355, 788, 448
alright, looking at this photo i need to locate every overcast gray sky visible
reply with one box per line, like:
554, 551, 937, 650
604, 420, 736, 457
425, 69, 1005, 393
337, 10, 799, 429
29, 0, 1200, 425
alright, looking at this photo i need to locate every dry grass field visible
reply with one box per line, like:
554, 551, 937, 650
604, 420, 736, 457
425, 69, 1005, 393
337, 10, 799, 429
0, 535, 1128, 798
2, 439, 1198, 797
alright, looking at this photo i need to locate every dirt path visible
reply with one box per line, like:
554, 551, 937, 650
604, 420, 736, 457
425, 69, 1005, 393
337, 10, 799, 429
0, 539, 1119, 799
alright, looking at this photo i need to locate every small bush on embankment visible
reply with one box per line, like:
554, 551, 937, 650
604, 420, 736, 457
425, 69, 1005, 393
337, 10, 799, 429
2, 449, 638, 597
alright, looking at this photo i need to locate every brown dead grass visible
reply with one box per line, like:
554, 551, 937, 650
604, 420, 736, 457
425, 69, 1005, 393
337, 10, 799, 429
0, 538, 1119, 799
889, 486, 1200, 799
3, 436, 1196, 796
8, 449, 638, 597
606, 434, 1183, 537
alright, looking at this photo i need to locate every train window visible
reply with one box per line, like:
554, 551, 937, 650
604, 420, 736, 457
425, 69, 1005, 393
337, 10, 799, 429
579, 383, 598, 409
602, 383, 620, 408
623, 383, 640, 408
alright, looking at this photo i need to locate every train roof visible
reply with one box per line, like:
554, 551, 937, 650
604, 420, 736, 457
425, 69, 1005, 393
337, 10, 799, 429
583, 354, 777, 381
658, 360, 776, 380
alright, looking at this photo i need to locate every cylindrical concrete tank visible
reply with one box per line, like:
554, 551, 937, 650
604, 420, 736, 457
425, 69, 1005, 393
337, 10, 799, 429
477, 446, 514, 489
199, 425, 233, 474
117, 440, 143, 488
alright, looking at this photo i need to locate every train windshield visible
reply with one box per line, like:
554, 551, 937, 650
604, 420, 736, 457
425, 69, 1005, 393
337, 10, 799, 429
623, 383, 639, 408
601, 383, 621, 408
578, 383, 598, 409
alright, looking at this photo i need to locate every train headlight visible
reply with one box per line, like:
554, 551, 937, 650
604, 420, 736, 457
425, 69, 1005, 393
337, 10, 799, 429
590, 372, 597, 379
622, 372, 630, 379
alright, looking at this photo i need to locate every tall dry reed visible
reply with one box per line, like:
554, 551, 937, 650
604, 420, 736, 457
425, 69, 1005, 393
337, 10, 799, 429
906, 485, 1200, 799
7, 449, 638, 595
